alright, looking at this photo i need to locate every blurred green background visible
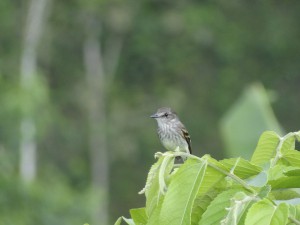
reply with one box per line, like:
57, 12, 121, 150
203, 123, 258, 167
1, 0, 300, 224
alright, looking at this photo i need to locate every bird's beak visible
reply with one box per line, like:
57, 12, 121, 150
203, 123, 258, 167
150, 113, 159, 118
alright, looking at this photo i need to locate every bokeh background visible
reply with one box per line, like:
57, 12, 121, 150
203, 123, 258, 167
1, 0, 300, 224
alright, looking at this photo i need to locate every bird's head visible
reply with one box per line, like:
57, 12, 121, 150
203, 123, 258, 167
150, 107, 178, 125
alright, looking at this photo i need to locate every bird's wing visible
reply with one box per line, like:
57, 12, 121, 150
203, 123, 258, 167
181, 127, 192, 154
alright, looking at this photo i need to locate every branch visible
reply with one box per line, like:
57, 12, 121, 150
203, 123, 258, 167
168, 152, 256, 193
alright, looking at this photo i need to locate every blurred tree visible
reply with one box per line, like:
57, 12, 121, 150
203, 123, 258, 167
19, 0, 51, 182
83, 18, 109, 225
81, 1, 136, 224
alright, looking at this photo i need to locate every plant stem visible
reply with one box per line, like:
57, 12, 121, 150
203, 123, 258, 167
289, 216, 300, 225
207, 161, 256, 193
271, 131, 300, 167
172, 152, 256, 193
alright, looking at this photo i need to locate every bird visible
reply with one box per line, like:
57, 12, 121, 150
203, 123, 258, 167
150, 107, 192, 154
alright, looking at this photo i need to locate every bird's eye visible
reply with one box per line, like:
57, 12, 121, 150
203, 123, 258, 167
164, 113, 168, 117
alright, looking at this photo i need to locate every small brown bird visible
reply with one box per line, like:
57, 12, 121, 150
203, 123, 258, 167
150, 107, 192, 154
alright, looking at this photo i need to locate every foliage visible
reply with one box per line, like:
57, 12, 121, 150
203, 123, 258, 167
116, 130, 300, 225
0, 172, 97, 225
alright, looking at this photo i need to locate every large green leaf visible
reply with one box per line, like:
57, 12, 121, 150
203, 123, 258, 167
191, 189, 219, 225
158, 158, 207, 225
198, 188, 245, 225
244, 199, 289, 225
250, 131, 280, 166
220, 157, 262, 179
198, 156, 226, 196
220, 83, 283, 159
143, 157, 165, 217
130, 208, 147, 225
147, 196, 164, 225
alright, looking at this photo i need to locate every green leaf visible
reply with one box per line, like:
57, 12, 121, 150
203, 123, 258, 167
142, 157, 163, 195
257, 185, 271, 199
220, 157, 262, 179
244, 199, 289, 225
272, 189, 300, 200
130, 208, 147, 225
281, 135, 296, 153
281, 150, 300, 167
220, 83, 283, 160
268, 164, 293, 180
114, 217, 122, 225
142, 157, 164, 217
198, 156, 226, 196
114, 217, 135, 225
284, 169, 300, 176
147, 196, 164, 225
288, 205, 300, 225
158, 155, 174, 194
250, 131, 280, 166
221, 191, 257, 225
268, 165, 300, 189
198, 188, 245, 225
268, 177, 300, 189
158, 158, 207, 225
123, 217, 135, 225
191, 189, 219, 225
274, 165, 300, 179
